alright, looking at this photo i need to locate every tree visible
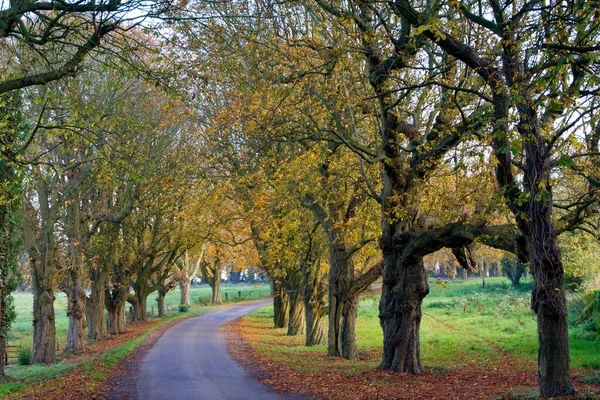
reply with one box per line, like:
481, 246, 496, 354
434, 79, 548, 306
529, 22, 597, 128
0, 0, 169, 95
391, 0, 600, 394
501, 255, 528, 287
173, 251, 203, 306
0, 91, 23, 375
199, 246, 223, 305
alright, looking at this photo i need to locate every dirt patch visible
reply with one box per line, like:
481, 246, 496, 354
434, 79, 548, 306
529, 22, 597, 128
223, 316, 600, 400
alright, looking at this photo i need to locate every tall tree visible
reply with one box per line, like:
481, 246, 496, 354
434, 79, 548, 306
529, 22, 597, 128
391, 0, 600, 394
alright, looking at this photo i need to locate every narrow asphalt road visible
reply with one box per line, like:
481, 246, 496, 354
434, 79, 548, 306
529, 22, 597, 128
136, 300, 284, 400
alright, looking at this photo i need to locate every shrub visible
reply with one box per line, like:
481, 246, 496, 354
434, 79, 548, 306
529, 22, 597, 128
17, 346, 32, 366
559, 232, 600, 290
578, 290, 600, 335
178, 304, 189, 313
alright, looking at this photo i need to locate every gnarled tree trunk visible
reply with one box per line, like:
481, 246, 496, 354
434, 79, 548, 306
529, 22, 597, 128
211, 277, 222, 304
379, 255, 428, 373
273, 281, 289, 328
287, 289, 305, 336
525, 148, 572, 397
157, 287, 167, 317
106, 299, 126, 335
129, 291, 148, 322
326, 243, 360, 359
303, 265, 327, 346
32, 263, 56, 364
179, 280, 191, 306
86, 269, 107, 341
200, 256, 222, 304
65, 266, 87, 352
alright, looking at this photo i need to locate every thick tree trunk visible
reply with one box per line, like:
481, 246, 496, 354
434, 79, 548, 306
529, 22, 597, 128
303, 268, 326, 346
179, 280, 191, 306
105, 268, 129, 335
86, 270, 107, 341
379, 256, 429, 373
31, 257, 56, 364
131, 293, 148, 322
525, 183, 573, 397
107, 300, 126, 335
305, 303, 325, 346
65, 267, 87, 352
327, 244, 357, 358
287, 289, 305, 336
341, 295, 358, 359
157, 288, 166, 317
210, 277, 222, 304
273, 282, 289, 328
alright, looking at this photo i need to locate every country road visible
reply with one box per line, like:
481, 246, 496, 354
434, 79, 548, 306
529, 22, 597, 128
135, 300, 285, 400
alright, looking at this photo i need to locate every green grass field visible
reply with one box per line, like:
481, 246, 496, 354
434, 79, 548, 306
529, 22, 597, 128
8, 283, 270, 351
245, 277, 600, 373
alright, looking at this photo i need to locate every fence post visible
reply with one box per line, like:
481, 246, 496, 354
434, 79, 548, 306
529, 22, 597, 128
225, 292, 228, 301
238, 290, 241, 299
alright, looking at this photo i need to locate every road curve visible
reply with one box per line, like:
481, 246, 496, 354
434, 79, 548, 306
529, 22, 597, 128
136, 300, 284, 400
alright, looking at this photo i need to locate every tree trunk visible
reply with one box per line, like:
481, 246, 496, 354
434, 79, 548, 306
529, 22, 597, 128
86, 270, 107, 341
179, 280, 191, 306
341, 295, 358, 359
287, 289, 305, 336
211, 277, 222, 304
31, 257, 56, 364
273, 282, 289, 328
327, 244, 356, 358
107, 299, 126, 335
379, 257, 429, 373
157, 288, 166, 317
65, 267, 87, 352
305, 303, 325, 346
303, 267, 326, 346
525, 171, 573, 397
131, 293, 148, 322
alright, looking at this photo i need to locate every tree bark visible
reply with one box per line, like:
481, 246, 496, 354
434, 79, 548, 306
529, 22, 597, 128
327, 244, 359, 359
526, 167, 573, 397
105, 259, 130, 335
341, 295, 358, 359
201, 257, 222, 304
379, 256, 428, 373
85, 268, 108, 341
65, 267, 87, 352
287, 289, 305, 336
179, 280, 191, 306
211, 276, 221, 304
130, 291, 148, 322
86, 269, 107, 341
305, 301, 326, 346
273, 281, 289, 328
157, 288, 166, 317
303, 265, 327, 346
31, 259, 56, 364
106, 299, 126, 335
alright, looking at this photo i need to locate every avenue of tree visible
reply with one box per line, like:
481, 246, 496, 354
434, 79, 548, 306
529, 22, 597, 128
0, 1, 599, 398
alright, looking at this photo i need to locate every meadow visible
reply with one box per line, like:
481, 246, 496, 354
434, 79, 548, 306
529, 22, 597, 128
243, 277, 599, 373
7, 283, 271, 351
